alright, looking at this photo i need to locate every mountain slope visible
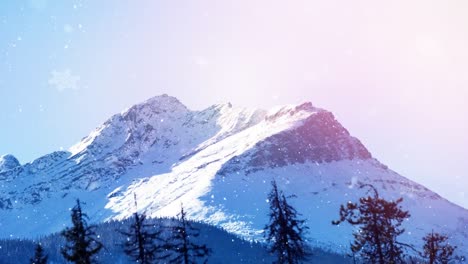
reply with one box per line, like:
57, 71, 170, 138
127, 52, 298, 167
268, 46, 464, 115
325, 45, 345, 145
0, 218, 352, 264
0, 94, 466, 257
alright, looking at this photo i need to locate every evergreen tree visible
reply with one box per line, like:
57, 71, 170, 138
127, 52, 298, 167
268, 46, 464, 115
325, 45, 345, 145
332, 184, 410, 264
264, 180, 309, 264
30, 244, 48, 264
120, 194, 165, 264
421, 231, 458, 264
61, 199, 103, 264
159, 205, 211, 264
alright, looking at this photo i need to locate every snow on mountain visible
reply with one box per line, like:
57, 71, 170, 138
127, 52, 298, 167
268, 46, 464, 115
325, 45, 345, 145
0, 218, 351, 264
0, 94, 466, 257
0, 154, 20, 173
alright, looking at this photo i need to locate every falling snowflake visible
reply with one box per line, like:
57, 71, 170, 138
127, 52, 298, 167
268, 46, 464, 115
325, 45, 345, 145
348, 176, 358, 189
48, 69, 80, 91
64, 24, 74, 33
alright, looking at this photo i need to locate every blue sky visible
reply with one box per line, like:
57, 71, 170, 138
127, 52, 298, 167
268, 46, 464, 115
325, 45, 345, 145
1, 0, 467, 208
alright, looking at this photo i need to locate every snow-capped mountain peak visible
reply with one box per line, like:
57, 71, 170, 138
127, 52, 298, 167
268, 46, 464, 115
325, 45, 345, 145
121, 94, 189, 116
0, 95, 466, 257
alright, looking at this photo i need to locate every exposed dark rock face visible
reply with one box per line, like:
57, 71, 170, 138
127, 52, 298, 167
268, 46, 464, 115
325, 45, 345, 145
250, 111, 371, 167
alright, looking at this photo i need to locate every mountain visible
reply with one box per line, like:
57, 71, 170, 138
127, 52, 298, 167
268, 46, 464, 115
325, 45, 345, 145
0, 218, 350, 264
0, 218, 274, 264
0, 154, 20, 173
0, 94, 466, 257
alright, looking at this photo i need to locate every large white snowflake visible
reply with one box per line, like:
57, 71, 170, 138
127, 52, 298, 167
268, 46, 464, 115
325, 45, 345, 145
48, 69, 80, 91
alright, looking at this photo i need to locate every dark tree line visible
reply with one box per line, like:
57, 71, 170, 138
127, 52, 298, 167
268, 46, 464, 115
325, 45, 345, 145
332, 184, 410, 264
119, 194, 166, 264
332, 184, 464, 264
29, 182, 464, 264
120, 195, 211, 264
264, 180, 310, 264
57, 198, 211, 264
61, 199, 103, 264
421, 231, 460, 264
263, 181, 464, 264
160, 205, 211, 264
30, 244, 48, 264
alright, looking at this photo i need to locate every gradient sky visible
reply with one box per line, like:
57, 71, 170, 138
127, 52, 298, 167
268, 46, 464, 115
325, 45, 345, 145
1, 1, 467, 208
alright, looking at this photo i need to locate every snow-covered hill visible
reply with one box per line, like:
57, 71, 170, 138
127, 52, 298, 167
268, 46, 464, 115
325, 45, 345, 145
0, 94, 466, 256
0, 218, 351, 264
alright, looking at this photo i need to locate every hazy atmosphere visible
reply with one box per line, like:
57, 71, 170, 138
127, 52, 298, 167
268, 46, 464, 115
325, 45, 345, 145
1, 0, 467, 209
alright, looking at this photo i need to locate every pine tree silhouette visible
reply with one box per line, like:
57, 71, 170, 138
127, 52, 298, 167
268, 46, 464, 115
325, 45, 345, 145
421, 231, 461, 264
30, 244, 48, 264
120, 194, 166, 264
332, 184, 410, 264
159, 205, 211, 264
264, 180, 309, 264
61, 199, 103, 264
